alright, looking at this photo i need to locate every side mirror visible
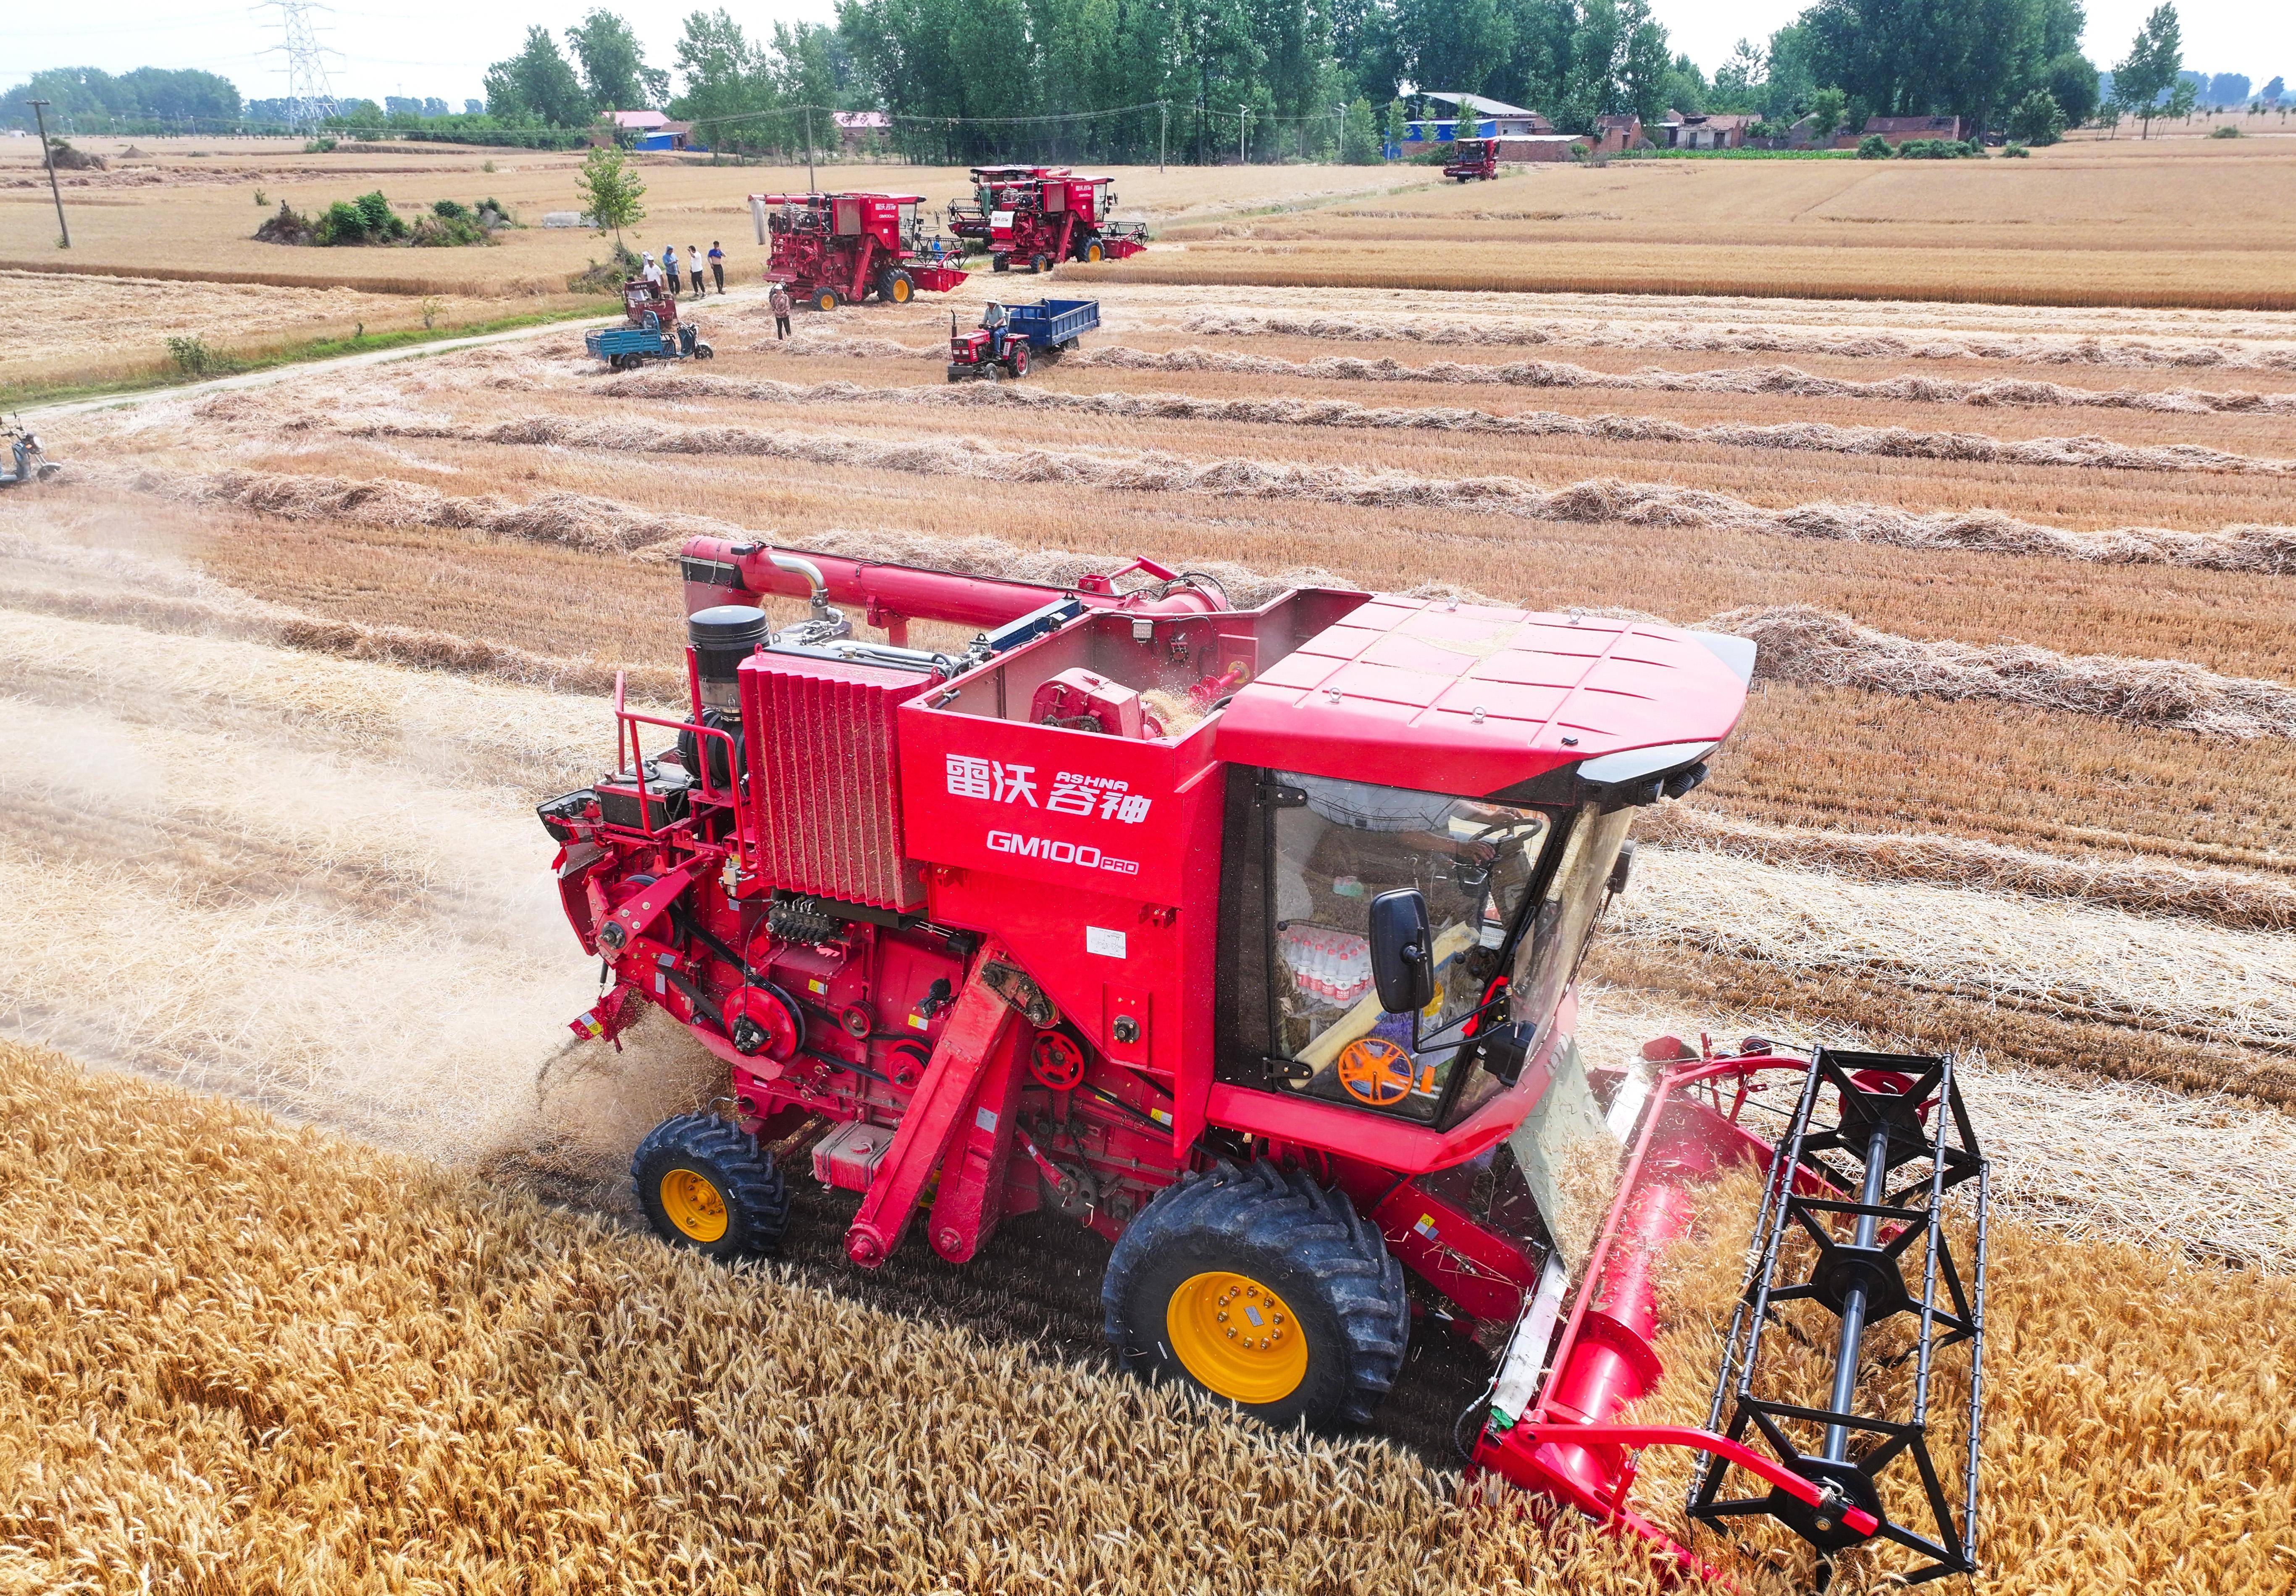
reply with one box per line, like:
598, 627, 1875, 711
1368, 889, 1434, 1015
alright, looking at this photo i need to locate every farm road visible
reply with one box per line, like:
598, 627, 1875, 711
25, 283, 770, 420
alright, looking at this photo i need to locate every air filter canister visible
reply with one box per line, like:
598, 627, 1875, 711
689, 604, 768, 714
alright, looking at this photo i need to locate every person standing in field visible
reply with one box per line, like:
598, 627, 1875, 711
708, 241, 725, 295
662, 244, 683, 297
769, 281, 792, 340
689, 244, 705, 296
641, 251, 661, 289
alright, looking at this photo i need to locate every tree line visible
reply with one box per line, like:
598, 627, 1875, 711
7, 0, 2267, 157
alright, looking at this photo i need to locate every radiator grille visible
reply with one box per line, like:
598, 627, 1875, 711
742, 652, 926, 911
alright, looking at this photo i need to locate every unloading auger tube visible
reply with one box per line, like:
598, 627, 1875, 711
1470, 1036, 1989, 1591
539, 536, 1986, 1590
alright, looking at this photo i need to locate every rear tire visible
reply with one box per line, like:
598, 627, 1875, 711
1006, 344, 1029, 378
633, 1113, 788, 1261
1102, 1160, 1408, 1430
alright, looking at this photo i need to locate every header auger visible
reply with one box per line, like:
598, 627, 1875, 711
538, 541, 1990, 1589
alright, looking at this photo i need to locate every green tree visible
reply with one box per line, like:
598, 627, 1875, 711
1396, 0, 1513, 100
566, 10, 669, 112
1615, 0, 1673, 123
2044, 51, 2098, 122
1709, 37, 1765, 112
2108, 2, 2182, 138
576, 142, 646, 245
1340, 95, 1381, 160
1382, 96, 1408, 156
2006, 85, 2065, 141
1660, 50, 1709, 115
485, 26, 590, 127
1807, 84, 1848, 138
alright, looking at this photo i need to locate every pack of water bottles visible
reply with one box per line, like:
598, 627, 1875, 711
1277, 923, 1373, 1007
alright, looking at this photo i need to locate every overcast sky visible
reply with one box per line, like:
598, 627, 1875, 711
11, 0, 2288, 111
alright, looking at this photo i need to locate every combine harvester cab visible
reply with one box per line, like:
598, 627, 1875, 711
537, 543, 1989, 1588
982, 173, 1149, 274
749, 191, 969, 310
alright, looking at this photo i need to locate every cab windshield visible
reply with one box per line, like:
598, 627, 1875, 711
1267, 774, 1554, 1125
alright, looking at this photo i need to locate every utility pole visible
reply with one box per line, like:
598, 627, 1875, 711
27, 100, 68, 249
1239, 103, 1246, 164
1159, 102, 1166, 172
805, 104, 816, 193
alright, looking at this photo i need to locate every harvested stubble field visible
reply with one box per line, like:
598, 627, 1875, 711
6, 170, 2296, 1589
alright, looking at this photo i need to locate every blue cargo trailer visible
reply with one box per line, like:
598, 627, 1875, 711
946, 297, 1099, 381
586, 314, 715, 372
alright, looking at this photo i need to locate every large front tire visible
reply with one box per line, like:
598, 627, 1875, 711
1102, 1161, 1408, 1430
633, 1113, 789, 1261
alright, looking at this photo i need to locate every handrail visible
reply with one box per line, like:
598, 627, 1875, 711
609, 669, 754, 872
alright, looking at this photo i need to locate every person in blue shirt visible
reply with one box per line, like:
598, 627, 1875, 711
707, 241, 725, 295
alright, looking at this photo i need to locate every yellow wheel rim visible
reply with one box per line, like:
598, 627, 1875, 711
660, 1167, 728, 1242
1086, 242, 1104, 262
891, 276, 912, 302
1166, 1270, 1308, 1404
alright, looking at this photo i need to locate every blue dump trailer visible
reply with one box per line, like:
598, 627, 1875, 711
946, 297, 1099, 381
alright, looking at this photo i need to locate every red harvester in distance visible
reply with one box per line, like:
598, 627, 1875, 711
1445, 136, 1500, 180
540, 543, 1990, 1589
749, 191, 968, 310
975, 172, 1147, 274
946, 164, 1067, 247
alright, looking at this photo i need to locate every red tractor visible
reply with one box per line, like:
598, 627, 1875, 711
540, 545, 1991, 1589
1445, 136, 1500, 180
749, 191, 969, 310
980, 173, 1148, 274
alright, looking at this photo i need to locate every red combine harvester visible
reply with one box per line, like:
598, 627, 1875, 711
976, 172, 1147, 274
748, 191, 968, 310
946, 164, 1067, 247
540, 545, 1989, 1589
1445, 136, 1500, 180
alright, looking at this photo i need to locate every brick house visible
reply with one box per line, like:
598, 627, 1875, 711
1592, 113, 1645, 153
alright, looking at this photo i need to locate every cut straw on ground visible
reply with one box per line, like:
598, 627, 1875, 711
611, 369, 2296, 479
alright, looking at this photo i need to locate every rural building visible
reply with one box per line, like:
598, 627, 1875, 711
1667, 113, 1753, 150
834, 111, 891, 153
1405, 92, 1551, 144
1862, 115, 1966, 145
601, 109, 701, 151
1591, 113, 1645, 153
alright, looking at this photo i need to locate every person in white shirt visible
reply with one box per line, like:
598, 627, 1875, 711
641, 252, 661, 288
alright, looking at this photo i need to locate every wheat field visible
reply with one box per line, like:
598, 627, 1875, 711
4, 139, 2296, 1590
